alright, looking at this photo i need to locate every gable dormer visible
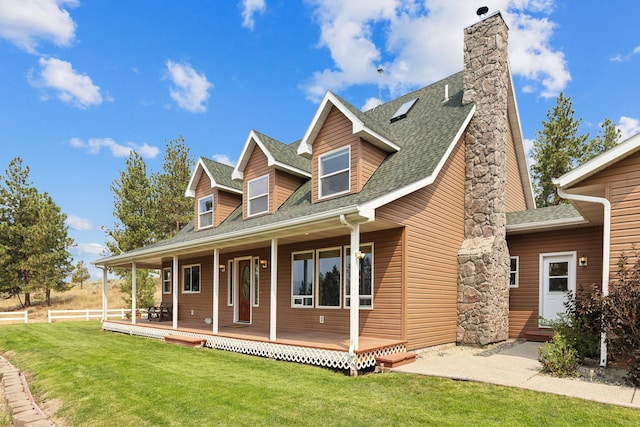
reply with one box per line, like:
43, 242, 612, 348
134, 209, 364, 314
186, 158, 242, 230
297, 92, 400, 203
233, 130, 311, 219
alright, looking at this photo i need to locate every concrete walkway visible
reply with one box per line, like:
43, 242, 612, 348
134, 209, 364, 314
393, 341, 640, 409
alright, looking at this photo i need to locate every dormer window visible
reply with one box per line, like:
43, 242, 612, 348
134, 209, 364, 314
198, 195, 213, 229
248, 175, 269, 216
319, 146, 350, 199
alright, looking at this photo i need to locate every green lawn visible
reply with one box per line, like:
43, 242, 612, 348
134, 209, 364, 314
0, 322, 638, 426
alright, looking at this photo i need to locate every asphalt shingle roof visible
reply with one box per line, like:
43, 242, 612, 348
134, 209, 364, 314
506, 204, 583, 226
252, 130, 311, 174
200, 158, 242, 191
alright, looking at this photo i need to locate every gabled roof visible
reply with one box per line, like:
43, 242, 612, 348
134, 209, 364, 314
185, 158, 242, 198
554, 132, 640, 189
232, 130, 311, 180
297, 91, 401, 157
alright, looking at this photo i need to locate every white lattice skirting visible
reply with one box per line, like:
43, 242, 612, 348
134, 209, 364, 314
102, 321, 405, 371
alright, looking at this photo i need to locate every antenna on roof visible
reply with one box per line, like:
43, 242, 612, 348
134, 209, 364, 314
476, 6, 489, 17
377, 66, 384, 106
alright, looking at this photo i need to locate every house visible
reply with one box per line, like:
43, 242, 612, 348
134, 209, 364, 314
95, 11, 630, 373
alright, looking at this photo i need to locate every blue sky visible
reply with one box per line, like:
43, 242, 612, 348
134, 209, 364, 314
1, 0, 639, 279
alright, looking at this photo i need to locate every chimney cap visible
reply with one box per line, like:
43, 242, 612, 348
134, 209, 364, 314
476, 6, 489, 17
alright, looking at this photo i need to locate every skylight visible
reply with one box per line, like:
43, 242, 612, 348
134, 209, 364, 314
390, 97, 418, 123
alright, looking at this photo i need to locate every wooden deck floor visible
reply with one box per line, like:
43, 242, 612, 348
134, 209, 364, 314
109, 318, 405, 354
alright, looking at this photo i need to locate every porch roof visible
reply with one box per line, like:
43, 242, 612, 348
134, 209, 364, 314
506, 204, 590, 234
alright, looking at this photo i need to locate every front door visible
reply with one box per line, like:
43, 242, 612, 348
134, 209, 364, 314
238, 259, 251, 323
540, 253, 576, 324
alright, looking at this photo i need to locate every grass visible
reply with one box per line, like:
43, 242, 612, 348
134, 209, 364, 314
1, 323, 639, 426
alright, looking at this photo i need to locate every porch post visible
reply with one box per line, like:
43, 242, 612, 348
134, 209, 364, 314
349, 223, 360, 353
172, 255, 179, 329
131, 262, 137, 325
213, 248, 220, 334
101, 266, 108, 322
270, 238, 278, 341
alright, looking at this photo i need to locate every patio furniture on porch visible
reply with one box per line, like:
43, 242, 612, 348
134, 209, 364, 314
147, 302, 172, 322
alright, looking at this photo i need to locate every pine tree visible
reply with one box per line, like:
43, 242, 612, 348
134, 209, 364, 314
72, 260, 91, 289
581, 118, 621, 164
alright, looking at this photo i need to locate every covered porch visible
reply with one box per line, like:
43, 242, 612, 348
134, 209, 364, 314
102, 318, 407, 372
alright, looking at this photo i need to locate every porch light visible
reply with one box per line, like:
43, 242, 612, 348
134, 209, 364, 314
219, 264, 226, 272
579, 256, 588, 267
260, 259, 268, 269
354, 250, 366, 260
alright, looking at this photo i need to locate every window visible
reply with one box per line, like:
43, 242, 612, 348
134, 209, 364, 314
317, 248, 341, 308
292, 251, 313, 307
227, 260, 233, 306
345, 244, 373, 308
198, 195, 213, 229
248, 175, 269, 216
183, 265, 200, 293
319, 147, 350, 198
162, 268, 172, 294
509, 256, 519, 288
253, 257, 260, 307
548, 261, 569, 292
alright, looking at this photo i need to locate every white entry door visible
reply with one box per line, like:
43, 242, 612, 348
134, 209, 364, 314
539, 252, 576, 324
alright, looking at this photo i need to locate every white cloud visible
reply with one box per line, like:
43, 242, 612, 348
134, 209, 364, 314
70, 137, 160, 158
71, 243, 105, 257
30, 57, 103, 108
0, 0, 77, 54
241, 0, 266, 30
211, 154, 235, 166
634, 46, 640, 55
165, 60, 213, 113
66, 215, 94, 231
618, 116, 640, 140
303, 0, 569, 101
362, 97, 382, 111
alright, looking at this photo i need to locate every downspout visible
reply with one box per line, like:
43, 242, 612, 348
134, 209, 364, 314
556, 187, 611, 367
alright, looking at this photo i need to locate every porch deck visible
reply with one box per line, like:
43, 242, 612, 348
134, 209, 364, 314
103, 319, 407, 372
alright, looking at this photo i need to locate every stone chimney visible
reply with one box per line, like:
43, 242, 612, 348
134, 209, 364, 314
457, 12, 510, 345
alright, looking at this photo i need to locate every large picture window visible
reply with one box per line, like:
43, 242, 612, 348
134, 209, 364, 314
248, 175, 269, 216
198, 195, 213, 229
183, 265, 200, 293
319, 147, 350, 198
162, 268, 172, 294
345, 244, 373, 308
317, 248, 342, 307
292, 251, 313, 307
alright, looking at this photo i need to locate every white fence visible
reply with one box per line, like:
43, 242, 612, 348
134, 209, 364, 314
48, 308, 148, 323
0, 311, 28, 323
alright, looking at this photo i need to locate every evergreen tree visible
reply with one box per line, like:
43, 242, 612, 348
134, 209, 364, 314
531, 93, 588, 207
72, 260, 91, 289
581, 118, 621, 164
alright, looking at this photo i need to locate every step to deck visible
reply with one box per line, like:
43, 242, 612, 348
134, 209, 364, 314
375, 351, 416, 369
164, 335, 207, 348
524, 329, 553, 342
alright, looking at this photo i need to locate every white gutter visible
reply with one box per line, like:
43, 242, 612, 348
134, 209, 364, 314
556, 187, 611, 367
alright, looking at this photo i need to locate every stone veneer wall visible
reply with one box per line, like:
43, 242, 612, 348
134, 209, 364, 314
457, 12, 511, 345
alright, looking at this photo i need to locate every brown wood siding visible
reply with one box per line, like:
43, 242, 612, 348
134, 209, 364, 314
505, 123, 527, 212
193, 172, 213, 231
274, 169, 304, 209
575, 150, 640, 273
376, 137, 466, 350
243, 147, 273, 219
215, 190, 242, 227
506, 227, 603, 337
160, 256, 214, 323
311, 107, 360, 203
358, 139, 387, 192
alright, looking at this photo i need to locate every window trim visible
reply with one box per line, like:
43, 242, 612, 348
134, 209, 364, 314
182, 264, 201, 294
162, 267, 172, 294
344, 243, 374, 309
291, 250, 314, 308
509, 256, 519, 289
197, 195, 214, 230
252, 257, 260, 307
316, 247, 342, 309
318, 146, 350, 199
247, 174, 269, 217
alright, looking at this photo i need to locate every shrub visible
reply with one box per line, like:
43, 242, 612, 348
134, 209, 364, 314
538, 332, 580, 377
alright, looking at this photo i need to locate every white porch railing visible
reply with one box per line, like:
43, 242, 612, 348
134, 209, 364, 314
0, 311, 28, 323
48, 308, 148, 323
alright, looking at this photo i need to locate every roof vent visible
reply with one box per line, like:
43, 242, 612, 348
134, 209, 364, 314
390, 97, 418, 123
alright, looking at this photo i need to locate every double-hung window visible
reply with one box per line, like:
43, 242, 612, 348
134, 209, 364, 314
345, 244, 373, 308
183, 264, 200, 293
319, 147, 350, 198
248, 175, 269, 216
162, 268, 172, 294
509, 256, 519, 288
198, 195, 213, 229
292, 251, 313, 307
